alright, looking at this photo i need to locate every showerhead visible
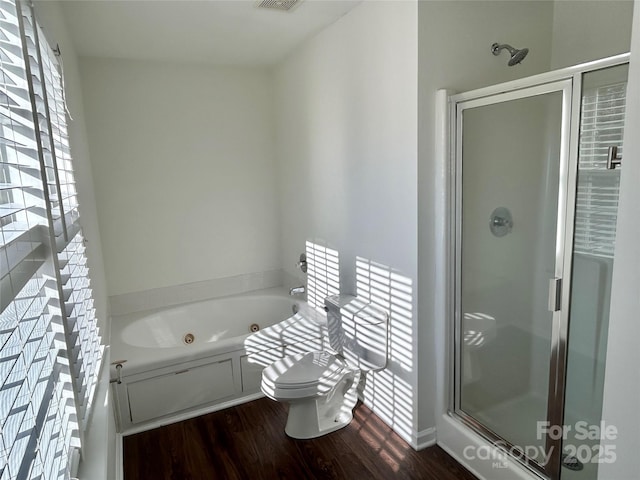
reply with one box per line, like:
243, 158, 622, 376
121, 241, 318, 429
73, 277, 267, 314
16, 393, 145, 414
491, 42, 529, 66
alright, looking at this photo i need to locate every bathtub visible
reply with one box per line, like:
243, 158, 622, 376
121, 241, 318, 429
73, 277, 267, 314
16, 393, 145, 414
110, 288, 327, 432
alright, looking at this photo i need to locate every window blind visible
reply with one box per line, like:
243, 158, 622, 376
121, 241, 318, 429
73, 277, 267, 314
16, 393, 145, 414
58, 231, 102, 427
0, 1, 101, 478
575, 81, 626, 258
26, 5, 102, 433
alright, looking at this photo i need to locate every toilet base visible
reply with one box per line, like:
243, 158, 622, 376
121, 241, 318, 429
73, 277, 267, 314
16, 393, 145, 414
283, 370, 360, 439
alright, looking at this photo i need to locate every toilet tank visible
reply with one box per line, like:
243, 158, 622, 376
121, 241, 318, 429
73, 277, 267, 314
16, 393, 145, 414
325, 295, 388, 371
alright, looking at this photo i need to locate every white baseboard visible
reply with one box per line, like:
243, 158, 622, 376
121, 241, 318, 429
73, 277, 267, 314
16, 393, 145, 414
357, 392, 437, 451
414, 426, 437, 450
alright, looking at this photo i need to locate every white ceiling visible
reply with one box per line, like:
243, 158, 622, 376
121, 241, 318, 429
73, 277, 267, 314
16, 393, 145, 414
59, 0, 361, 66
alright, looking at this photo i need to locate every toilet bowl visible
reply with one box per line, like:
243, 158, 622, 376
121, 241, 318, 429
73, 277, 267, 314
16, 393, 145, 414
262, 351, 361, 439
261, 295, 388, 439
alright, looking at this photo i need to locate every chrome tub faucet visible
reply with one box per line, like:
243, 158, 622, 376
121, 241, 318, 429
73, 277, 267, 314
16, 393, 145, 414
289, 285, 305, 296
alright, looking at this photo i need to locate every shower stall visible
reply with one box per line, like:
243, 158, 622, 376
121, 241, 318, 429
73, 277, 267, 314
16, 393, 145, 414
441, 54, 628, 480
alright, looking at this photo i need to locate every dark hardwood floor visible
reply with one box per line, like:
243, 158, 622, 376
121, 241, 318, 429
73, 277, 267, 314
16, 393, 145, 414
124, 398, 477, 480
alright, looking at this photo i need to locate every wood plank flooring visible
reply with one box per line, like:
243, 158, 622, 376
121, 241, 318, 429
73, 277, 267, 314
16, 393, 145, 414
124, 398, 477, 480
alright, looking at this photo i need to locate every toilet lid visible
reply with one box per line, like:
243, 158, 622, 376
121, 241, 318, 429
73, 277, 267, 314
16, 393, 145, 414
269, 351, 347, 390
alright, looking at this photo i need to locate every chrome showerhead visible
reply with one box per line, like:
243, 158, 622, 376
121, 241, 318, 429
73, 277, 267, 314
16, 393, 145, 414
491, 42, 529, 66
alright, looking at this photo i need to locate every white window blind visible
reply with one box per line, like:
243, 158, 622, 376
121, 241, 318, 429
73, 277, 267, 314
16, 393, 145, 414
0, 1, 102, 479
59, 231, 102, 426
25, 3, 102, 432
575, 81, 626, 258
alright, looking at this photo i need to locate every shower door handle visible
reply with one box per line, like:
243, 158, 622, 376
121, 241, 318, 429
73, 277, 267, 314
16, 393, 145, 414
607, 146, 622, 170
548, 278, 562, 312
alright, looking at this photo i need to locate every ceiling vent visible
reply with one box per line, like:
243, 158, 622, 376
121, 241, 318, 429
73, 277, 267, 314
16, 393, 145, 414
256, 0, 301, 12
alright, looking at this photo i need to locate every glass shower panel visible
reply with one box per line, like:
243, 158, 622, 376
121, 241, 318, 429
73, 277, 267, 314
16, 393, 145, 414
561, 64, 628, 480
458, 90, 563, 463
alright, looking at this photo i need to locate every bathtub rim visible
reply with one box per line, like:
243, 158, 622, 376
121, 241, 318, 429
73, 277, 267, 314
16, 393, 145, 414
109, 287, 325, 377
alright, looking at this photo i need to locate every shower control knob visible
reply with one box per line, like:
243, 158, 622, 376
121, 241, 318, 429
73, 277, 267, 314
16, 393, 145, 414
296, 253, 308, 273
490, 207, 513, 237
492, 217, 511, 227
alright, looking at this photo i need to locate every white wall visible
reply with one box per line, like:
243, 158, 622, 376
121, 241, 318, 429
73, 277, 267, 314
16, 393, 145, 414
599, 2, 640, 478
274, 1, 420, 444
80, 58, 280, 297
32, 2, 113, 479
551, 0, 634, 69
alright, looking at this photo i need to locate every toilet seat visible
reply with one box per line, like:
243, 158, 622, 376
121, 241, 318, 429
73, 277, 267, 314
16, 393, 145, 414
262, 351, 349, 399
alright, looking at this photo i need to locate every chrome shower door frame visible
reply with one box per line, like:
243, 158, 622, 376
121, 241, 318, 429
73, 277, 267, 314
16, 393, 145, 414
447, 53, 630, 480
452, 78, 574, 479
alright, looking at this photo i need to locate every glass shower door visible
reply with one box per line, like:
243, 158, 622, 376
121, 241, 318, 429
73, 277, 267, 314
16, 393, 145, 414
454, 81, 572, 473
561, 63, 628, 480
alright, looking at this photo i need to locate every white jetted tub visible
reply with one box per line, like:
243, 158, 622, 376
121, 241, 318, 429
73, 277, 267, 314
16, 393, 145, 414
110, 288, 326, 432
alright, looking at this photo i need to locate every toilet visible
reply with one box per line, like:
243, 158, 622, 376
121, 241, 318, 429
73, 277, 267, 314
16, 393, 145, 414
261, 295, 388, 439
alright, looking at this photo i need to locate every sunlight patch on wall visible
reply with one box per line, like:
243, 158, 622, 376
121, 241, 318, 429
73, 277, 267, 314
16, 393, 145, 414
356, 256, 415, 442
356, 257, 413, 370
306, 241, 339, 312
